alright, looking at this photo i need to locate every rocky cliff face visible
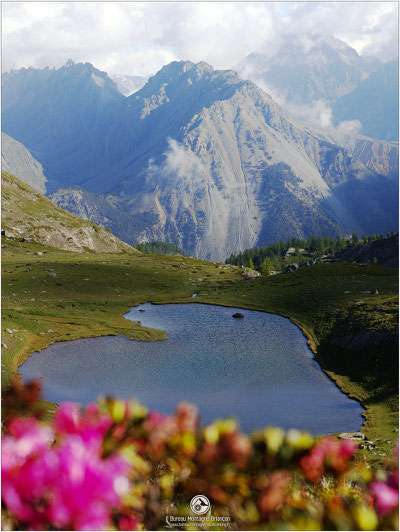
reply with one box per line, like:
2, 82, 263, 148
1, 172, 137, 254
1, 133, 47, 194
2, 59, 398, 260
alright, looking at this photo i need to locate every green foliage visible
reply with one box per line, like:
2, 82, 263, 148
226, 231, 398, 271
134, 240, 185, 256
260, 257, 273, 276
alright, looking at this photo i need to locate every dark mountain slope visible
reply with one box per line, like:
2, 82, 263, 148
2, 60, 125, 190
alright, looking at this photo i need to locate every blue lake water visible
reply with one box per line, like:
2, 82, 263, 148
20, 303, 364, 434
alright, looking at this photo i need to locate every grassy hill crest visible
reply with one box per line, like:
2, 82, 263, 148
1, 171, 138, 254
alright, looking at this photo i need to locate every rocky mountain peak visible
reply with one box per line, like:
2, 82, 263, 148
126, 60, 246, 128
133, 60, 238, 97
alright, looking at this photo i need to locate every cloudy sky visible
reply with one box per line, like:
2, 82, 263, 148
2, 1, 398, 75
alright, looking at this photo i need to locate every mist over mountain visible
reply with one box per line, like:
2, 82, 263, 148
332, 60, 399, 141
235, 34, 397, 141
236, 35, 380, 103
2, 57, 398, 260
110, 74, 147, 96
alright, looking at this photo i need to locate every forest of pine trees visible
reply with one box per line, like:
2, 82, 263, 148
226, 231, 397, 272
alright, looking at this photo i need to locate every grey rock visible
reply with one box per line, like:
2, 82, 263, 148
286, 263, 299, 273
241, 267, 261, 280
338, 432, 365, 440
48, 272, 57, 277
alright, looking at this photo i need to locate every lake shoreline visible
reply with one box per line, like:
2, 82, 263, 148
20, 301, 364, 435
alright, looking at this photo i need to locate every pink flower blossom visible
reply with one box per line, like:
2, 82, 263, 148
370, 471, 399, 515
300, 437, 357, 482
54, 402, 112, 451
2, 407, 130, 531
118, 515, 139, 530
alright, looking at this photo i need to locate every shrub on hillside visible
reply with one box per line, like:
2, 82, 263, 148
1, 380, 398, 531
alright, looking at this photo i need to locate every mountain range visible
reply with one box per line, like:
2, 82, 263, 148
2, 48, 398, 260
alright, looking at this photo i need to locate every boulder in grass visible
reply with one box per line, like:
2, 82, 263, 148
338, 432, 365, 440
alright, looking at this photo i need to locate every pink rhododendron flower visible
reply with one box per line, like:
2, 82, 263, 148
2, 418, 55, 524
300, 437, 357, 482
2, 408, 131, 531
147, 410, 169, 427
118, 515, 139, 530
370, 470, 399, 515
54, 402, 113, 451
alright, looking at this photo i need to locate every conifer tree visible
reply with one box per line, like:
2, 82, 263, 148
261, 257, 273, 276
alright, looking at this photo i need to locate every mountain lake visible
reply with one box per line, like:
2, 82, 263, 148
20, 302, 364, 434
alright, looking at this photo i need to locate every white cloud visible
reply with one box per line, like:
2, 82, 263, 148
337, 119, 362, 135
2, 2, 397, 76
277, 2, 398, 61
147, 138, 206, 184
284, 100, 335, 130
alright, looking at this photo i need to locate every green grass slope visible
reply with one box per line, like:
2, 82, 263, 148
1, 171, 137, 253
